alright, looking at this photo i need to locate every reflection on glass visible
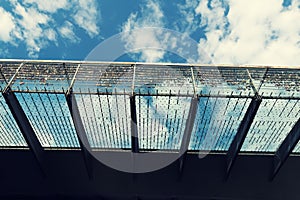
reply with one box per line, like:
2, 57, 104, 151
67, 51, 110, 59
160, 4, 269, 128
10, 63, 76, 92
16, 93, 79, 147
258, 68, 300, 97
73, 64, 134, 93
76, 93, 131, 149
137, 95, 191, 150
242, 99, 300, 152
189, 97, 251, 151
0, 94, 27, 147
134, 65, 194, 95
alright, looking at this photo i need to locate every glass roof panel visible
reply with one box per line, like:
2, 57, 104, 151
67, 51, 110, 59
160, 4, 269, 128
189, 97, 251, 151
75, 93, 131, 149
193, 67, 264, 96
137, 95, 191, 150
1, 61, 300, 153
134, 65, 194, 95
193, 66, 264, 96
241, 99, 300, 152
73, 64, 134, 93
0, 93, 27, 147
258, 68, 300, 97
10, 63, 77, 92
15, 93, 79, 148
0, 63, 20, 90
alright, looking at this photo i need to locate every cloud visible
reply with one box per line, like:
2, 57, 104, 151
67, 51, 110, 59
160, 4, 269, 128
73, 0, 100, 37
58, 21, 80, 43
194, 0, 300, 65
121, 0, 166, 62
0, 7, 15, 42
11, 1, 53, 58
121, 0, 206, 63
0, 0, 100, 58
175, 0, 201, 34
23, 0, 70, 13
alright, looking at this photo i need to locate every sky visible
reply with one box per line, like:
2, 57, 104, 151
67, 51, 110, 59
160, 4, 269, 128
0, 0, 300, 65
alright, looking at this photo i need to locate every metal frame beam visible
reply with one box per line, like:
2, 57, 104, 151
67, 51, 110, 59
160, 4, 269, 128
178, 67, 198, 179
130, 64, 139, 153
2, 88, 46, 177
130, 95, 139, 153
226, 95, 262, 179
178, 96, 198, 179
272, 118, 300, 180
66, 92, 94, 180
3, 62, 24, 92
65, 64, 93, 179
2, 62, 46, 176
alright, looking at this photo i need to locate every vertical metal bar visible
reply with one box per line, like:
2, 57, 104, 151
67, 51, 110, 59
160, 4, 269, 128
55, 93, 78, 147
97, 91, 109, 148
257, 67, 269, 92
2, 89, 46, 177
130, 63, 139, 152
272, 118, 300, 180
246, 69, 258, 95
3, 62, 24, 92
178, 97, 198, 179
226, 95, 262, 179
130, 94, 139, 153
191, 67, 197, 96
123, 92, 130, 147
66, 92, 93, 180
66, 64, 81, 95
89, 91, 102, 148
106, 91, 115, 147
115, 89, 123, 147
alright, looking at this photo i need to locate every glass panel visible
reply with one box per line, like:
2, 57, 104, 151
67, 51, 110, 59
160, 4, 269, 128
241, 99, 300, 152
73, 64, 134, 93
10, 63, 77, 92
247, 67, 267, 91
134, 65, 194, 95
0, 63, 20, 89
258, 68, 300, 97
0, 94, 27, 147
193, 67, 259, 96
15, 93, 79, 148
137, 95, 191, 150
76, 93, 131, 149
189, 97, 251, 150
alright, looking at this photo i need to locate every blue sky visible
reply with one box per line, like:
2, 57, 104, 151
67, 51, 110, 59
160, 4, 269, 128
0, 0, 299, 65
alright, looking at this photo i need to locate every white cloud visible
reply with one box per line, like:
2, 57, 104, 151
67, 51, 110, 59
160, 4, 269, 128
0, 0, 100, 58
11, 1, 52, 58
73, 0, 100, 37
176, 0, 201, 34
23, 0, 70, 13
58, 21, 80, 43
0, 48, 9, 57
0, 7, 15, 42
122, 0, 207, 63
121, 0, 167, 62
194, 0, 300, 65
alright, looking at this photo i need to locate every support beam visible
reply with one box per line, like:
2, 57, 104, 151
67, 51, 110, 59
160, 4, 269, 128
226, 95, 262, 179
2, 88, 46, 177
178, 97, 198, 179
272, 118, 300, 180
66, 92, 93, 180
130, 95, 139, 153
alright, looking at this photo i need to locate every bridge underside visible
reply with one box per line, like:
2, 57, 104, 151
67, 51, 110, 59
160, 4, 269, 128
0, 150, 300, 200
0, 60, 299, 199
